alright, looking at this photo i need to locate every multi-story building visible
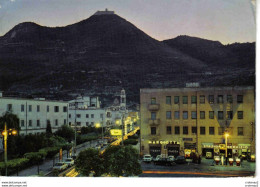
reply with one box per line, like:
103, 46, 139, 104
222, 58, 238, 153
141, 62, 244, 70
0, 95, 68, 135
140, 86, 255, 158
68, 96, 106, 129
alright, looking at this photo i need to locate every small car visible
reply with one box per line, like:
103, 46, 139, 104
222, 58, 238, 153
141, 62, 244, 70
153, 155, 162, 162
143, 154, 153, 162
53, 162, 68, 171
64, 158, 75, 166
175, 156, 186, 164
168, 155, 175, 162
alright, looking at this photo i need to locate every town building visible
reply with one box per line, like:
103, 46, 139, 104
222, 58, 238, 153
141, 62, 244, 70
0, 95, 68, 135
140, 86, 255, 159
94, 8, 115, 16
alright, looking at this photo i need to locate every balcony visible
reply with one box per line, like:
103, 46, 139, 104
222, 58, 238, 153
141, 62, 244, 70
148, 104, 160, 111
148, 119, 160, 126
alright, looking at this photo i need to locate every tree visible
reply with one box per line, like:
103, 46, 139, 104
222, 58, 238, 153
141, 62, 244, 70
0, 112, 20, 131
54, 125, 75, 142
46, 121, 52, 136
75, 148, 104, 177
103, 145, 142, 177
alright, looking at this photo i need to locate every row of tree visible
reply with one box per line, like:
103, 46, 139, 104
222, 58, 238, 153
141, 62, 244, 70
75, 145, 142, 177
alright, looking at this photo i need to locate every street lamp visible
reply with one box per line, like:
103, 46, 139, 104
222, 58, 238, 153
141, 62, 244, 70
1, 123, 17, 176
225, 132, 229, 165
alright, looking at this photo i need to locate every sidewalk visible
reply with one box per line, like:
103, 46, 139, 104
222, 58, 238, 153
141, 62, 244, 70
10, 140, 99, 177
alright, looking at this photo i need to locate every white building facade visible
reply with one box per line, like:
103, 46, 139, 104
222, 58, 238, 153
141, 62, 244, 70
0, 96, 68, 135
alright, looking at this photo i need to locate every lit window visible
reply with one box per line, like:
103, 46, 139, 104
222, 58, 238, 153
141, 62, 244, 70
200, 111, 205, 119
191, 96, 197, 104
166, 111, 171, 119
183, 111, 188, 119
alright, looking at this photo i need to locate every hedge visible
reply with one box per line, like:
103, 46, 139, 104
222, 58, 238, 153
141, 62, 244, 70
123, 139, 138, 145
0, 158, 29, 176
24, 151, 47, 165
39, 147, 60, 158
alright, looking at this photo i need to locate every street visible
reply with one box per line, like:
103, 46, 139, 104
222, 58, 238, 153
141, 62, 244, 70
139, 158, 255, 177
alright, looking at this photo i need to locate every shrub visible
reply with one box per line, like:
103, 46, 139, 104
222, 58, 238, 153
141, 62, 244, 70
39, 147, 60, 158
123, 139, 138, 145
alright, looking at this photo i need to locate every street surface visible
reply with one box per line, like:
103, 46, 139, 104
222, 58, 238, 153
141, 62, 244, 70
140, 158, 255, 177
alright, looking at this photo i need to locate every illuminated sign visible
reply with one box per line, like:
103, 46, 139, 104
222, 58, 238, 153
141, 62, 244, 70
148, 140, 180, 145
110, 129, 122, 136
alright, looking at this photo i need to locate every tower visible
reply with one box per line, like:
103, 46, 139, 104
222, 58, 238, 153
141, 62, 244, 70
120, 89, 126, 109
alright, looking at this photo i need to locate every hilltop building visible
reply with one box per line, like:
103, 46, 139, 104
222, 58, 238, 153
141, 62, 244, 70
94, 8, 115, 16
140, 86, 255, 158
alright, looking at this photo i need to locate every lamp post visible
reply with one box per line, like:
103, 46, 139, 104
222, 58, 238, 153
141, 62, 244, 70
1, 123, 17, 176
225, 133, 229, 165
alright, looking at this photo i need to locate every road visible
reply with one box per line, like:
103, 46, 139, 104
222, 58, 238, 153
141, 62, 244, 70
140, 158, 255, 177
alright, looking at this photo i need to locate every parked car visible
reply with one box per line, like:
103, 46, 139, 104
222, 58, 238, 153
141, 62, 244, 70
64, 158, 75, 166
175, 156, 186, 164
154, 157, 175, 166
153, 155, 162, 162
168, 155, 175, 162
143, 154, 153, 162
53, 162, 68, 171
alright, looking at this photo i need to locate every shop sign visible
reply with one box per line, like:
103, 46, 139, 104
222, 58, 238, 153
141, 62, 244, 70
110, 129, 122, 136
148, 140, 180, 145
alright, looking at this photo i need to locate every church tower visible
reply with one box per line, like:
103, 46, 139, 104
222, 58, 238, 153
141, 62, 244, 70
120, 89, 126, 109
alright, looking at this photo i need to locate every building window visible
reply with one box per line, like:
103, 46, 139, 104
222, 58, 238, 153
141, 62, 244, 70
218, 127, 225, 135
174, 111, 180, 119
76, 122, 81, 126
151, 112, 156, 120
209, 127, 215, 135
200, 127, 205, 135
63, 106, 67, 112
200, 111, 205, 119
237, 95, 243, 103
209, 111, 214, 119
37, 105, 40, 112
174, 96, 179, 104
191, 111, 197, 119
218, 111, 224, 120
191, 96, 197, 104
47, 106, 49, 112
166, 111, 171, 119
91, 122, 94, 126
217, 95, 223, 104
55, 119, 58, 126
7, 104, 12, 111
107, 112, 111, 118
183, 111, 188, 119
86, 122, 89, 126
20, 120, 25, 127
238, 127, 244, 136
91, 114, 94, 118
86, 114, 89, 118
192, 127, 197, 134
69, 122, 71, 125
54, 106, 59, 112
227, 111, 233, 120
183, 126, 188, 135
29, 120, 32, 127
166, 126, 172, 134
36, 120, 40, 127
151, 98, 156, 104
64, 119, 66, 125
69, 114, 71, 118
183, 96, 188, 104
227, 95, 233, 103
76, 114, 81, 118
166, 96, 171, 104
29, 105, 32, 112
208, 95, 214, 104
175, 126, 180, 135
200, 95, 205, 104
21, 105, 25, 112
151, 127, 156, 135
237, 111, 243, 119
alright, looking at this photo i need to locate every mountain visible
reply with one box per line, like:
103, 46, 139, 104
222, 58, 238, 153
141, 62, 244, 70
0, 13, 255, 103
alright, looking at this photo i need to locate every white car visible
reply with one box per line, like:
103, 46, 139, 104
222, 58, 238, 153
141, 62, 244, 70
168, 155, 175, 161
143, 154, 153, 162
53, 162, 68, 171
64, 158, 75, 166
